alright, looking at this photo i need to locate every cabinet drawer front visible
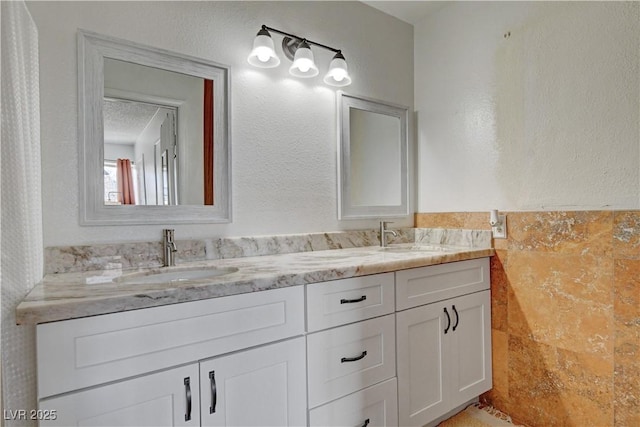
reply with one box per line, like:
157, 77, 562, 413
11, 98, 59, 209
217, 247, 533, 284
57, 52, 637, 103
306, 273, 395, 332
309, 378, 398, 427
396, 258, 490, 310
307, 314, 396, 408
37, 287, 304, 398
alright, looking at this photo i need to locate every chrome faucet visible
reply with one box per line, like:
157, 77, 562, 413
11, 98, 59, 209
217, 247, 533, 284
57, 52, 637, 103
163, 229, 177, 267
379, 221, 398, 247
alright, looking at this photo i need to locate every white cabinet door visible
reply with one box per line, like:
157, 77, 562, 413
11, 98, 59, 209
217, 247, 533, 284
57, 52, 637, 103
448, 290, 492, 406
396, 300, 449, 427
39, 364, 199, 427
200, 337, 307, 427
396, 290, 492, 427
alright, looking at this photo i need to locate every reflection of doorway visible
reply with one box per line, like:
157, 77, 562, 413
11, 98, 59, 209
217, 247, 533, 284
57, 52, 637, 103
136, 155, 147, 205
103, 97, 177, 205
161, 111, 177, 205
153, 111, 178, 206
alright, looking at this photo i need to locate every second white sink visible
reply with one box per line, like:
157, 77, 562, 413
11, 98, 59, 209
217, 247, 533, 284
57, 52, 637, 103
118, 267, 239, 285
380, 244, 453, 253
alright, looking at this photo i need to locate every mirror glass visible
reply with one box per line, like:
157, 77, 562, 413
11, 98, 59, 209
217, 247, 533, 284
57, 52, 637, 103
338, 93, 409, 219
78, 31, 231, 225
103, 58, 210, 206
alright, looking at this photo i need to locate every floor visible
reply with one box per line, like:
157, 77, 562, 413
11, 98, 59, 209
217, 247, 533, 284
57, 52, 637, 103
438, 403, 526, 427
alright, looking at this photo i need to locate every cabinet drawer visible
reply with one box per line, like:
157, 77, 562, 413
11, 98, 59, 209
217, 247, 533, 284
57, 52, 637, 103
309, 378, 398, 427
37, 286, 304, 398
396, 258, 490, 310
307, 314, 396, 408
306, 273, 394, 332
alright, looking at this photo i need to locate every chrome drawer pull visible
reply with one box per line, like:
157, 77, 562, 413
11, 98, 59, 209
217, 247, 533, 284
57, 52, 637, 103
341, 350, 367, 363
340, 295, 367, 304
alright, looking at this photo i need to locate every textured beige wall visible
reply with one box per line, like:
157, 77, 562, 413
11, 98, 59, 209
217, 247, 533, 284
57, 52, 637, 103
27, 1, 414, 246
415, 2, 640, 212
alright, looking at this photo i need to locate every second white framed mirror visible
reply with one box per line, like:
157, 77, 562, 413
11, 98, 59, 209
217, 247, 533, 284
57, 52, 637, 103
337, 93, 410, 219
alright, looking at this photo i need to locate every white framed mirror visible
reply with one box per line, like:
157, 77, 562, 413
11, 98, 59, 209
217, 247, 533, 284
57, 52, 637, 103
78, 30, 231, 225
337, 93, 409, 219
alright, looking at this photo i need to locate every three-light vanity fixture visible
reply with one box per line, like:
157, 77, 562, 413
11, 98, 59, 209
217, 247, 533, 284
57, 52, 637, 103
248, 25, 352, 87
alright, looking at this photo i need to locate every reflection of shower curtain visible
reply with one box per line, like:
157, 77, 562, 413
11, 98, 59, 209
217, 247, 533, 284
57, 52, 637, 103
1, 1, 43, 425
117, 158, 136, 204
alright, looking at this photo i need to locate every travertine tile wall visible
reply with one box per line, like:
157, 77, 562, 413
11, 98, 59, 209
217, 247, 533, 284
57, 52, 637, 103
415, 211, 640, 427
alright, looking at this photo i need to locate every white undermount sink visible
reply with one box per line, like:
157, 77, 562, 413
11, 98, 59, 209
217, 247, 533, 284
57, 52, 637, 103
380, 244, 453, 253
118, 267, 239, 285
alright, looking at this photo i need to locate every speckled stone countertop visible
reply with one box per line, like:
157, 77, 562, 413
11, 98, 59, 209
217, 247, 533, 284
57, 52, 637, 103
17, 242, 493, 325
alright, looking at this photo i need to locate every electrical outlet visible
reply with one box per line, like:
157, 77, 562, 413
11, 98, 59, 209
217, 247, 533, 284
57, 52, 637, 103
491, 214, 507, 239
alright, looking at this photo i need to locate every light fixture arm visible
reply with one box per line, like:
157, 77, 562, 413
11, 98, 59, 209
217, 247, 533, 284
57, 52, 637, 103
261, 25, 342, 55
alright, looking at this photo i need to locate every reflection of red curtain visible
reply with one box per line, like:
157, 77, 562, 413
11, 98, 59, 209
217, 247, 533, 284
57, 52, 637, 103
116, 158, 136, 205
204, 79, 214, 205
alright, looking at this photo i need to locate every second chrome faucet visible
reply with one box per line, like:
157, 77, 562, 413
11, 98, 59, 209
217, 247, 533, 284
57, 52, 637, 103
163, 229, 178, 267
379, 221, 397, 247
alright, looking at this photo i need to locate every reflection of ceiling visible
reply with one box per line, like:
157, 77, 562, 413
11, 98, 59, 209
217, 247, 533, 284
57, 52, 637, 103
360, 1, 446, 25
103, 99, 160, 145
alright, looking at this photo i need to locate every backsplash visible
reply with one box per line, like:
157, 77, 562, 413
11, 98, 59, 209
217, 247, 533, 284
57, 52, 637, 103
44, 227, 493, 274
44, 229, 396, 274
416, 210, 640, 427
414, 227, 491, 248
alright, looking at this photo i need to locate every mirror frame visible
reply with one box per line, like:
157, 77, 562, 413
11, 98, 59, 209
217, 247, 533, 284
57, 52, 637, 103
337, 92, 410, 219
78, 30, 231, 225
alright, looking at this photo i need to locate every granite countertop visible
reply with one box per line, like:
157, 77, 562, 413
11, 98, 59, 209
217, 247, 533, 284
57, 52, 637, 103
16, 243, 494, 325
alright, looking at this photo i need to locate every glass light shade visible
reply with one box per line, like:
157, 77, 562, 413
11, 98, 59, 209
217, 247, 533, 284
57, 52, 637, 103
289, 42, 319, 78
248, 30, 280, 68
323, 53, 352, 87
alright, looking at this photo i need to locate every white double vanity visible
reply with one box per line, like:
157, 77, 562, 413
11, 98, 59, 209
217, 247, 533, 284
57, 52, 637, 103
19, 243, 493, 427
